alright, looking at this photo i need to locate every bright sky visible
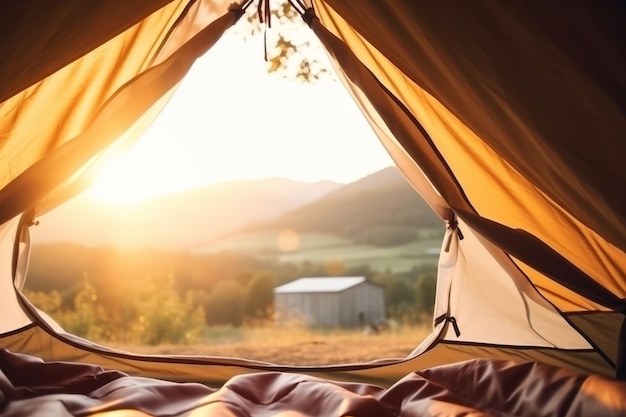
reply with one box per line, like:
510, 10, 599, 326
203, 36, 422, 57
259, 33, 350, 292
88, 20, 393, 204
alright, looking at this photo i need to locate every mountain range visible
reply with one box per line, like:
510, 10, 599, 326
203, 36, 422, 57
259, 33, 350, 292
31, 166, 441, 252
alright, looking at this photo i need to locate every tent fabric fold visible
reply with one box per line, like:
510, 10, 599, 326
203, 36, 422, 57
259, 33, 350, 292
0, 2, 242, 226
1, 348, 625, 417
308, 13, 626, 316
0, 1, 175, 103
313, 0, 626, 310
320, 1, 626, 253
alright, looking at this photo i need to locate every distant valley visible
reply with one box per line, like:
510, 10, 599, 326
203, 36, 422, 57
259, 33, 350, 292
30, 166, 444, 273
31, 177, 342, 250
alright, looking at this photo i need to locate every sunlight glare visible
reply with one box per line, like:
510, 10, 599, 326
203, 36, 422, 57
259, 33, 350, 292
86, 145, 198, 205
277, 229, 300, 252
86, 19, 393, 205
87, 152, 156, 205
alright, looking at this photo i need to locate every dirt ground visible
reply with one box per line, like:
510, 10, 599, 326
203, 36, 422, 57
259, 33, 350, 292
108, 326, 429, 365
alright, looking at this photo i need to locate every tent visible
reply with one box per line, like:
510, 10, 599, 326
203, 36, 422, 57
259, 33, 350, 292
0, 0, 625, 415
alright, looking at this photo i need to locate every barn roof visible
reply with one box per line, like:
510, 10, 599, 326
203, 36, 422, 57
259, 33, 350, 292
274, 276, 367, 293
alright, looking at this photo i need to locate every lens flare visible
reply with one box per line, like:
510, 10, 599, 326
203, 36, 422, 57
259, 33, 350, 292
277, 229, 300, 252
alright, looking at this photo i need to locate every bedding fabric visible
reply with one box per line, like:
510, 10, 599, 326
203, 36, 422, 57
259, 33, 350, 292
0, 349, 625, 416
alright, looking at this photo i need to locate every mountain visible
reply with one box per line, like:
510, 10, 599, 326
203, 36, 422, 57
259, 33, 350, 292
322, 165, 407, 197
195, 167, 442, 253
241, 166, 439, 236
30, 178, 342, 250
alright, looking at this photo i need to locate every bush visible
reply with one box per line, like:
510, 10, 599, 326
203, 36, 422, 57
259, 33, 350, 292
131, 274, 206, 345
204, 280, 246, 327
23, 289, 63, 315
244, 271, 275, 320
415, 273, 436, 315
65, 280, 108, 339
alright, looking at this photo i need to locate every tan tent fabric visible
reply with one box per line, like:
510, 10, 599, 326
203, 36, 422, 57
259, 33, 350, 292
0, 1, 174, 103
0, 1, 242, 226
0, 320, 616, 385
0, 1, 186, 190
319, 1, 626, 254
437, 218, 590, 347
311, 21, 609, 314
312, 0, 626, 311
0, 217, 31, 333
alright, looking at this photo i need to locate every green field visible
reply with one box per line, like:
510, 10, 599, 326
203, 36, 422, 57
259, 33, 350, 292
195, 229, 442, 273
196, 231, 352, 253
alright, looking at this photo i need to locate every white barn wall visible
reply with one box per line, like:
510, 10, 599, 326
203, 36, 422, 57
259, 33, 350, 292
339, 282, 385, 327
275, 292, 340, 326
275, 278, 385, 328
275, 291, 338, 327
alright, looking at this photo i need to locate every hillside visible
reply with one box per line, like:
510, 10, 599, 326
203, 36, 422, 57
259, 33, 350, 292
30, 178, 341, 250
256, 167, 440, 237
31, 167, 439, 252
194, 167, 444, 272
30, 166, 444, 273
216, 167, 440, 243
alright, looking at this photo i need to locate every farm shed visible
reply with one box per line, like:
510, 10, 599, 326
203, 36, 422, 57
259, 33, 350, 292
274, 276, 385, 327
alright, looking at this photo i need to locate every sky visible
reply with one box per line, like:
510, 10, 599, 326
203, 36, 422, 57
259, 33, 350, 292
88, 21, 393, 204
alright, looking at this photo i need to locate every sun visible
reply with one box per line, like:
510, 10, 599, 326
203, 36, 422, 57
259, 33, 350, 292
84, 29, 393, 205
86, 143, 203, 205
86, 153, 154, 205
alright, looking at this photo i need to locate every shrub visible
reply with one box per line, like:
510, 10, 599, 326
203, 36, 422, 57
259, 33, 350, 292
204, 280, 246, 326
244, 271, 275, 320
132, 274, 206, 345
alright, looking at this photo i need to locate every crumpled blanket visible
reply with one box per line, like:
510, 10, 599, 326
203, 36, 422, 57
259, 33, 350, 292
0, 349, 625, 416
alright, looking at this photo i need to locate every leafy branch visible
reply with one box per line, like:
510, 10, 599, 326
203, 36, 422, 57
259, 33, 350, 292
234, 0, 333, 82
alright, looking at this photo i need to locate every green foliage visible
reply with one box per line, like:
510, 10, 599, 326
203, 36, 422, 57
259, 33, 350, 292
25, 275, 206, 345
245, 271, 275, 320
25, 242, 440, 340
24, 289, 63, 315
132, 274, 206, 345
374, 273, 415, 308
66, 280, 111, 340
415, 273, 437, 315
46, 279, 111, 341
372, 270, 437, 325
240, 1, 331, 83
204, 281, 246, 327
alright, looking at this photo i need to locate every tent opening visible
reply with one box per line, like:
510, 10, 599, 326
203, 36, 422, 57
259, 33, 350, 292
21, 0, 440, 366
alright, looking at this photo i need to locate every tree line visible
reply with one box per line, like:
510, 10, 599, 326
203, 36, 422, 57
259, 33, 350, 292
25, 244, 437, 345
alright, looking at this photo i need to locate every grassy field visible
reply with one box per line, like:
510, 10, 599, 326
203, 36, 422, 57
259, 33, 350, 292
196, 230, 442, 274
108, 324, 431, 365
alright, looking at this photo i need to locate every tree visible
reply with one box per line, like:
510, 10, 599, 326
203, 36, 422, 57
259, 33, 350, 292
374, 272, 415, 309
239, 0, 332, 83
60, 279, 110, 341
245, 271, 276, 322
415, 273, 437, 315
133, 274, 206, 345
23, 288, 63, 318
205, 280, 246, 326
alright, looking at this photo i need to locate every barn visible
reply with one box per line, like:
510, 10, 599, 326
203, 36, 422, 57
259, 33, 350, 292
274, 276, 385, 328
